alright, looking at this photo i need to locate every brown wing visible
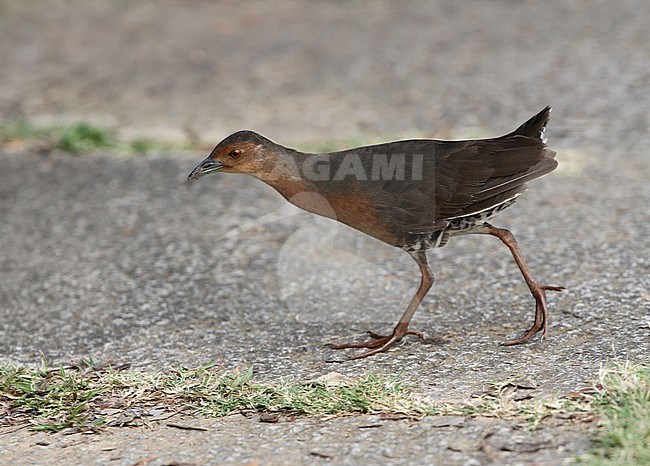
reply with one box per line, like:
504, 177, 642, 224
289, 108, 557, 246
355, 134, 556, 238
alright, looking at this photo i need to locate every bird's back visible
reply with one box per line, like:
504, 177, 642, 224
272, 107, 557, 250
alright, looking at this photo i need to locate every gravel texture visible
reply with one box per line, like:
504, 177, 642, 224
0, 0, 648, 465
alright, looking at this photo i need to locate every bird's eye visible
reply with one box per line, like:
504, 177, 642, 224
228, 149, 241, 159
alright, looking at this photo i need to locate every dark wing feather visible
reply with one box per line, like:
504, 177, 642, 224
506, 105, 552, 139
468, 137, 557, 207
355, 118, 556, 238
307, 108, 557, 246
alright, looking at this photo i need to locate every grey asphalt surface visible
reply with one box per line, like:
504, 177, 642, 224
1, 0, 649, 465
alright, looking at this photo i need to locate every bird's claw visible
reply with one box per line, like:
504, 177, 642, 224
327, 325, 424, 359
501, 282, 564, 346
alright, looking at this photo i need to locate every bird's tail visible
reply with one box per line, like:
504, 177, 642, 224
507, 106, 552, 142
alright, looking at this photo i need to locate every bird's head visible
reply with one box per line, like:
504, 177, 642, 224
188, 130, 277, 180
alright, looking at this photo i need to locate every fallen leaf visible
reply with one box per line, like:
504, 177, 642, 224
358, 424, 383, 429
166, 423, 209, 432
513, 377, 537, 390
428, 416, 466, 428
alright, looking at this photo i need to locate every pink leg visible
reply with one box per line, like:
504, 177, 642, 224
482, 223, 564, 345
328, 250, 433, 359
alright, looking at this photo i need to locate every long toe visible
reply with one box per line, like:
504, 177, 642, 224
501, 332, 537, 346
327, 327, 426, 358
368, 329, 424, 340
348, 338, 400, 359
541, 285, 565, 292
502, 298, 547, 346
502, 277, 564, 346
327, 336, 393, 350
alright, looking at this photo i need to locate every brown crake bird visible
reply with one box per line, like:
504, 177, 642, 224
189, 107, 564, 358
